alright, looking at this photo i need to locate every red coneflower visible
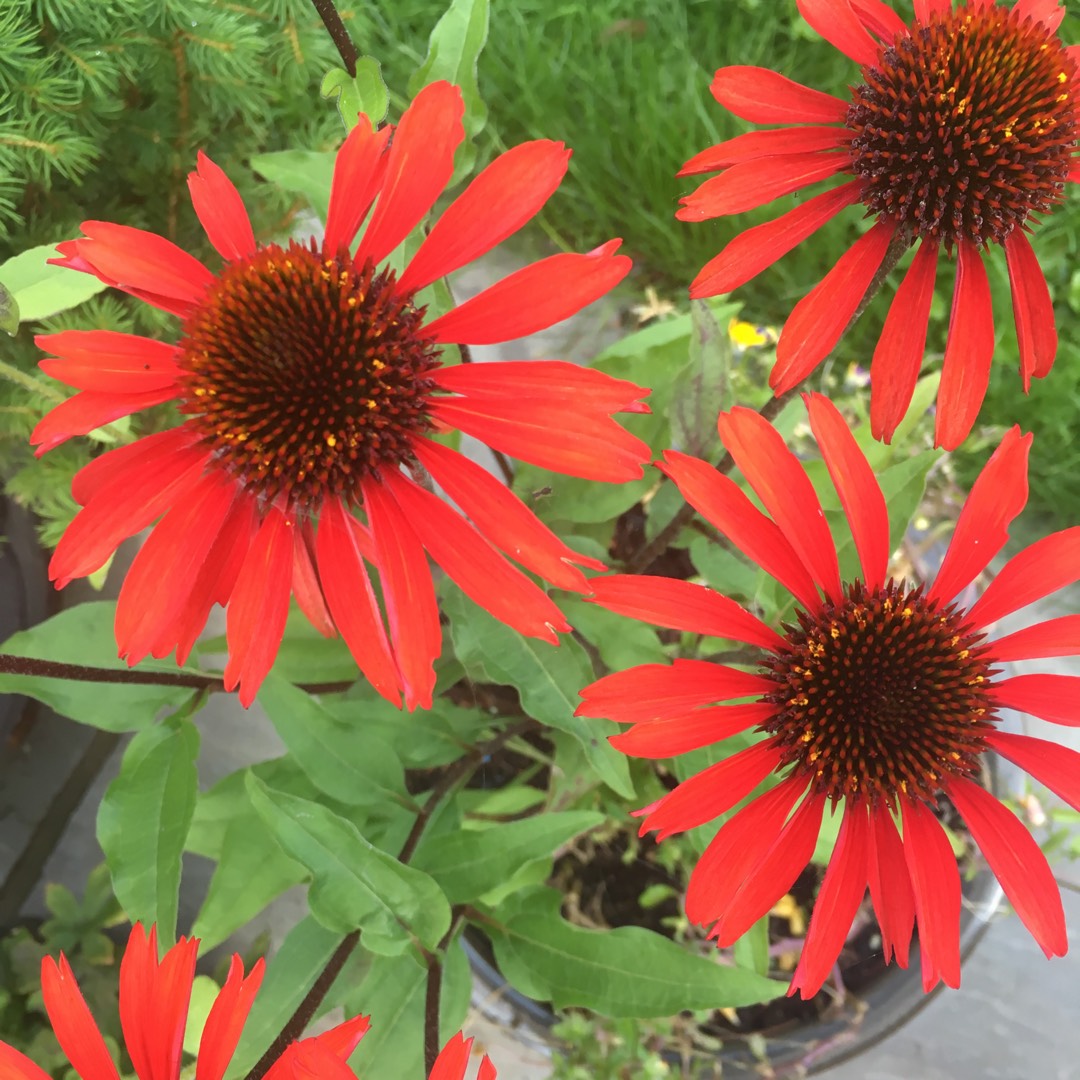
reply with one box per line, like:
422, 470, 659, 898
0, 923, 495, 1080
33, 80, 649, 708
0, 922, 364, 1080
681, 0, 1079, 449
578, 393, 1080, 996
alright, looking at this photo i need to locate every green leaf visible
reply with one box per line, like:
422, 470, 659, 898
191, 812, 305, 954
250, 150, 337, 223
409, 0, 489, 182
226, 917, 344, 1079
491, 889, 782, 1017
559, 598, 666, 671
413, 811, 603, 904
182, 975, 221, 1056
97, 721, 199, 946
879, 448, 942, 555
670, 300, 732, 460
246, 775, 451, 952
688, 536, 762, 603
0, 280, 18, 334
444, 585, 633, 797
733, 915, 770, 977
511, 468, 653, 527
347, 942, 471, 1080
321, 57, 388, 129
0, 244, 108, 322
257, 672, 406, 806
0, 602, 200, 730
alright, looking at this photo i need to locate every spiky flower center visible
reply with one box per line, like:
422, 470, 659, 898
177, 240, 439, 509
846, 4, 1077, 247
759, 581, 996, 805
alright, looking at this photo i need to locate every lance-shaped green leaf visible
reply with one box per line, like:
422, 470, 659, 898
0, 243, 108, 322
0, 602, 200, 730
413, 811, 604, 903
409, 0, 490, 183
250, 150, 336, 223
670, 299, 732, 460
258, 671, 407, 806
226, 916, 344, 1079
97, 721, 199, 946
345, 942, 471, 1080
246, 775, 451, 953
490, 888, 783, 1017
444, 584, 633, 797
322, 58, 388, 130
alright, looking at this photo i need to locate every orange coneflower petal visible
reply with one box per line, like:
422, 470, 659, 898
425, 241, 631, 345
610, 702, 776, 759
196, 956, 265, 1080
323, 117, 392, 255
433, 359, 649, 414
70, 427, 199, 506
41, 952, 122, 1080
158, 495, 257, 666
928, 426, 1031, 606
967, 526, 1080, 628
116, 470, 237, 665
1015, 0, 1066, 33
712, 791, 826, 946
430, 397, 648, 484
119, 925, 198, 1080
991, 673, 1080, 726
223, 507, 295, 707
686, 776, 806, 925
1005, 228, 1058, 390
363, 475, 441, 711
641, 739, 783, 841
676, 153, 846, 221
850, 0, 908, 39
773, 219, 897, 394
934, 241, 996, 450
658, 450, 821, 609
588, 574, 785, 651
398, 139, 571, 295
382, 469, 569, 644
689, 180, 860, 298
985, 730, 1080, 814
797, 0, 883, 65
291, 523, 336, 639
67, 221, 215, 312
50, 440, 210, 588
354, 81, 465, 267
950, 776, 1067, 957
789, 801, 871, 999
315, 497, 402, 707
901, 798, 961, 991
428, 1033, 471, 1080
0, 1043, 53, 1080
869, 239, 939, 443
576, 659, 774, 724
991, 614, 1080, 662
805, 393, 890, 591
867, 809, 914, 967
913, 0, 950, 21
187, 151, 256, 263
710, 67, 850, 124
412, 436, 604, 593
31, 385, 182, 456
36, 331, 182, 393
718, 407, 842, 600
679, 126, 845, 176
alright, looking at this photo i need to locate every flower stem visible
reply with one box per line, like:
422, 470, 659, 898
0, 652, 353, 695
0, 359, 65, 404
622, 229, 912, 574
309, 0, 359, 76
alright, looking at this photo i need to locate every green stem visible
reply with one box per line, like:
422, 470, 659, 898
0, 358, 65, 404
308, 0, 359, 76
